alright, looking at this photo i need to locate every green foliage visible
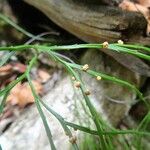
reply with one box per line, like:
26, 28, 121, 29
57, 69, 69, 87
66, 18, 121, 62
0, 13, 150, 150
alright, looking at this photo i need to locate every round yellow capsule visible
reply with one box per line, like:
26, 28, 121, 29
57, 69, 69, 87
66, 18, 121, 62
82, 64, 89, 71
85, 90, 91, 95
69, 136, 77, 144
102, 41, 109, 48
96, 76, 102, 81
72, 76, 76, 81
118, 40, 124, 44
74, 81, 81, 88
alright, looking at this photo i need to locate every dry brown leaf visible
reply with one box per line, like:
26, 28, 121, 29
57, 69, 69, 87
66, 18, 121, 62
12, 63, 27, 73
0, 63, 27, 88
38, 69, 51, 83
7, 80, 43, 108
0, 62, 26, 77
0, 64, 12, 76
138, 0, 150, 6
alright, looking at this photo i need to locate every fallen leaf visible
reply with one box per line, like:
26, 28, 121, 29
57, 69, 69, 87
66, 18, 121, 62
0, 62, 27, 88
0, 64, 12, 76
0, 62, 26, 76
12, 62, 27, 73
38, 69, 51, 83
7, 80, 43, 108
138, 0, 150, 7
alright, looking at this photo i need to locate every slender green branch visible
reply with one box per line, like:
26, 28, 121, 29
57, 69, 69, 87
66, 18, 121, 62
65, 121, 150, 136
1, 43, 150, 62
27, 76, 56, 150
115, 43, 150, 52
0, 73, 26, 114
0, 51, 15, 67
66, 62, 150, 108
0, 41, 150, 149
38, 99, 150, 137
0, 13, 37, 38
26, 55, 79, 150
109, 45, 150, 61
0, 73, 26, 97
40, 99, 79, 150
0, 45, 35, 51
0, 90, 10, 114
47, 51, 115, 149
26, 56, 56, 150
0, 44, 102, 51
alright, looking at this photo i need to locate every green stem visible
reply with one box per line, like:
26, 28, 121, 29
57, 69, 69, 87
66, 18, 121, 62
40, 99, 79, 150
26, 56, 56, 150
66, 62, 149, 108
0, 73, 26, 97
